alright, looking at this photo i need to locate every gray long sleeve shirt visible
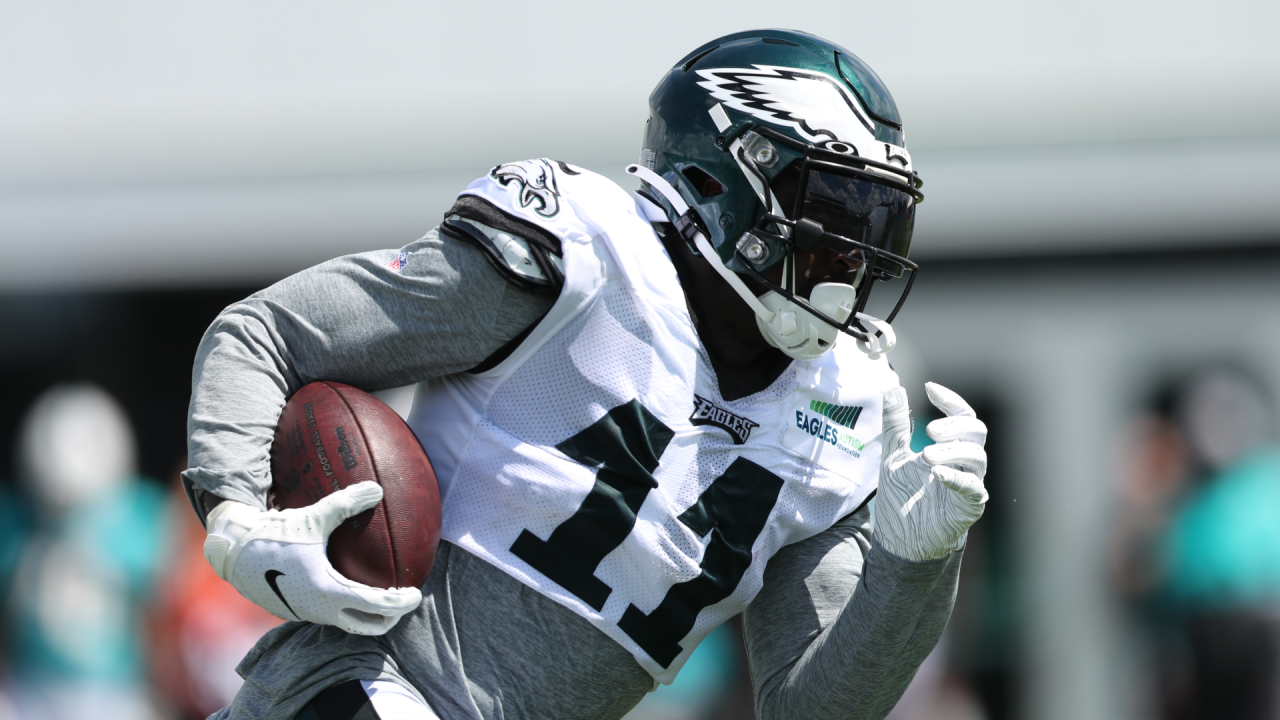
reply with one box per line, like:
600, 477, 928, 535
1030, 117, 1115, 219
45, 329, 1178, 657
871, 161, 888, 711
185, 226, 962, 720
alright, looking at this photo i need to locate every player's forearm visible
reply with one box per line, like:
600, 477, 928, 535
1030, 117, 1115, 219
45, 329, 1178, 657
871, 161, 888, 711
752, 539, 961, 720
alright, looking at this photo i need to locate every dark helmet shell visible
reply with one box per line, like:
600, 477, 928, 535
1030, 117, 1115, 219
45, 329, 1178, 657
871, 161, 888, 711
641, 29, 912, 273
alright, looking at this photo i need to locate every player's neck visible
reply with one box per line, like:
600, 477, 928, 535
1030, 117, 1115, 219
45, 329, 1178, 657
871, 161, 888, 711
654, 224, 793, 401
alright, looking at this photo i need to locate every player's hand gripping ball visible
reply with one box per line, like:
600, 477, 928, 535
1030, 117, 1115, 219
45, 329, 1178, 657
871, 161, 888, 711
874, 382, 988, 562
203, 382, 441, 635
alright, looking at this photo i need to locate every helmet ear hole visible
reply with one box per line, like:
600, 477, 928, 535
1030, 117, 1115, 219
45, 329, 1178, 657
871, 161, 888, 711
680, 165, 727, 198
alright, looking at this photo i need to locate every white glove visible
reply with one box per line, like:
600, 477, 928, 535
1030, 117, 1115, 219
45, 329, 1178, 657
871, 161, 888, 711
875, 382, 989, 562
202, 481, 423, 635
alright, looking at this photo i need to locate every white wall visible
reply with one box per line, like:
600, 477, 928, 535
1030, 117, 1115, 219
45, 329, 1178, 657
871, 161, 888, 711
2, 0, 1278, 288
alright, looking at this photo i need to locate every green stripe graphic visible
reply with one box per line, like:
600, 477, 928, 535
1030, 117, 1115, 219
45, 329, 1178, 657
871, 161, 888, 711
808, 400, 863, 428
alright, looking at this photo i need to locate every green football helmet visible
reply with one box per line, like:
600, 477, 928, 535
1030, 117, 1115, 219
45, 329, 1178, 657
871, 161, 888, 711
630, 29, 922, 359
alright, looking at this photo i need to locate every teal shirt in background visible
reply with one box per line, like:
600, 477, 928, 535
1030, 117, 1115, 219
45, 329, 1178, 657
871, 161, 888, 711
1, 479, 168, 683
1164, 450, 1280, 609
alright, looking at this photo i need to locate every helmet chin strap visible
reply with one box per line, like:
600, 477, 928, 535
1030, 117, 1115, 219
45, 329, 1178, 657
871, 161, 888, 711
626, 163, 896, 361
627, 164, 776, 323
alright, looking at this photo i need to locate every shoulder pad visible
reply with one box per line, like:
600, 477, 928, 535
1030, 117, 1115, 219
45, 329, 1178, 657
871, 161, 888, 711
441, 214, 564, 295
445, 192, 562, 259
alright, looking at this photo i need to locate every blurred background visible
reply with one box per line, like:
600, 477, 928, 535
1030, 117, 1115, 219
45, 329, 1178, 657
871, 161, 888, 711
2, 0, 1279, 718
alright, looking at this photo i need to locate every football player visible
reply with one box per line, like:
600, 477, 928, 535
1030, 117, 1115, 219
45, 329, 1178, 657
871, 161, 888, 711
187, 30, 989, 720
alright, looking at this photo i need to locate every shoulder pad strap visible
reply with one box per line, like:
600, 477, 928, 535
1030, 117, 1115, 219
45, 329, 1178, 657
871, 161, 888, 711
441, 215, 565, 295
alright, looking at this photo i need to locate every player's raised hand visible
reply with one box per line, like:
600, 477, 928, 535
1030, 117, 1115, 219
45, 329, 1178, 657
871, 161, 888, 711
202, 482, 423, 635
875, 383, 989, 562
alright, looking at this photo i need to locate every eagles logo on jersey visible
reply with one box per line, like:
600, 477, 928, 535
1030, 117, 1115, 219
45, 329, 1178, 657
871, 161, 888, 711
490, 159, 563, 218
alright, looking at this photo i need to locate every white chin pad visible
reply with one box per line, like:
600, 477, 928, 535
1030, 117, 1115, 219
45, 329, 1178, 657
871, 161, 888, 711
755, 282, 857, 360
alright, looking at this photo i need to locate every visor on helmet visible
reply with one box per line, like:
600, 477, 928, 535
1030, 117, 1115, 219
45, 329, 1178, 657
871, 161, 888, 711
796, 163, 915, 277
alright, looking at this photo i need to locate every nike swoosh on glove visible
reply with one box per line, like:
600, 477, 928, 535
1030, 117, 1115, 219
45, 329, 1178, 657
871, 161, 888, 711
202, 481, 423, 635
874, 382, 989, 562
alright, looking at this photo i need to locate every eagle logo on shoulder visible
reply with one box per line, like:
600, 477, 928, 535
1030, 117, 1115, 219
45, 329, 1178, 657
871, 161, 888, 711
491, 159, 563, 218
695, 65, 882, 159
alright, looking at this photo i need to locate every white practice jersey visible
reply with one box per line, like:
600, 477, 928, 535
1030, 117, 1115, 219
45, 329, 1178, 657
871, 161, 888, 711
408, 159, 899, 682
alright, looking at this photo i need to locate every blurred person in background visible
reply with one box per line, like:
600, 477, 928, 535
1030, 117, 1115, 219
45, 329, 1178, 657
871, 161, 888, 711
2, 383, 167, 720
1114, 366, 1280, 720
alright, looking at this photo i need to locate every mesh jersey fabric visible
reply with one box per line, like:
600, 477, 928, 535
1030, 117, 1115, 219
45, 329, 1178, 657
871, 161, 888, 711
408, 159, 900, 681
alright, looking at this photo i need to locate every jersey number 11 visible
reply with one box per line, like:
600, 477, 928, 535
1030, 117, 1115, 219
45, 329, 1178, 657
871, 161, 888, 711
509, 399, 783, 668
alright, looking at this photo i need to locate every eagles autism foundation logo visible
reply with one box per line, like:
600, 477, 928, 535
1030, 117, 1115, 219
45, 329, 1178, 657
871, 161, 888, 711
690, 395, 759, 445
794, 399, 866, 457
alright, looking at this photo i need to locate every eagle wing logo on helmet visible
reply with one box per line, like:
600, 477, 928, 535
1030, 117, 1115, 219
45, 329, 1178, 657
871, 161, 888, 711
695, 65, 878, 155
491, 159, 561, 218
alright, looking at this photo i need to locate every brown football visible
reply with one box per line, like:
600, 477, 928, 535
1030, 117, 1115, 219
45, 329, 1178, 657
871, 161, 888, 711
269, 381, 440, 590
